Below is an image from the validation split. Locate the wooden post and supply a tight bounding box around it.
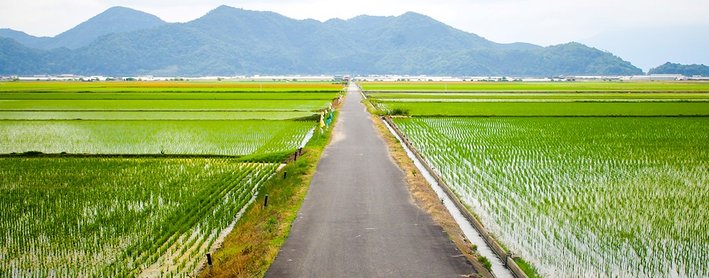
[206,253,212,266]
[283,171,287,179]
[264,194,269,208]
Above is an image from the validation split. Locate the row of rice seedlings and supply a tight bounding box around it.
[394,117,709,277]
[0,158,278,276]
[0,99,332,111]
[142,163,279,276]
[0,120,313,155]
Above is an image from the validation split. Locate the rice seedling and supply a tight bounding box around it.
[0,158,280,276]
[393,117,709,277]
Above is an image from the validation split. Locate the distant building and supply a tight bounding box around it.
[688,75,709,81]
[573,76,623,81]
[625,74,684,81]
[520,78,553,82]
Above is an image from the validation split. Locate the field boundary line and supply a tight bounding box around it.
[0,109,318,112]
[382,116,529,278]
[374,99,709,103]
[190,164,286,276]
[0,153,242,158]
[356,84,368,100]
[365,90,709,93]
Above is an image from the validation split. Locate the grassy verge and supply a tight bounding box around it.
[363,97,492,278]
[364,87,545,278]
[199,115,337,277]
[515,258,542,278]
[367,94,542,278]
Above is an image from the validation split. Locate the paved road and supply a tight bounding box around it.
[266,83,473,277]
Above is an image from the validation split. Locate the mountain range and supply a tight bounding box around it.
[649,62,709,76]
[0,6,643,76]
[0,7,166,50]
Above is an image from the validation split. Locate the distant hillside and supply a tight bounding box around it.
[0,7,166,50]
[0,5,642,76]
[649,62,709,76]
[0,29,52,49]
[582,25,709,71]
[0,38,50,74]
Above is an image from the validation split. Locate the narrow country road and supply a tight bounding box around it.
[266,83,474,277]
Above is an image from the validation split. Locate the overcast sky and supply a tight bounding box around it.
[1,0,708,47]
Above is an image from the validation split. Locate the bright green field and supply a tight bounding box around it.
[0,120,313,155]
[0,82,341,276]
[0,99,331,111]
[0,82,340,154]
[378,101,709,116]
[0,111,314,120]
[367,83,709,116]
[0,157,278,276]
[361,81,709,92]
[0,92,339,100]
[379,85,709,276]
[394,117,709,277]
[0,81,344,92]
[367,92,709,100]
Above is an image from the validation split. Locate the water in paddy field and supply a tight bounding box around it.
[394,117,709,277]
[300,127,315,148]
[382,119,513,278]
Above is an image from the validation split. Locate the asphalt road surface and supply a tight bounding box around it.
[266,83,474,277]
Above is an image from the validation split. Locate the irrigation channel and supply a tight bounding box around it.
[383,119,514,278]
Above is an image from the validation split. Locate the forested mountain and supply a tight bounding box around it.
[649,62,709,76]
[0,7,165,50]
[0,6,642,76]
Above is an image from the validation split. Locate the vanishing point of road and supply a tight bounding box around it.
[266,83,474,277]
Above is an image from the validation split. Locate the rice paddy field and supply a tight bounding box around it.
[0,81,343,276]
[0,111,315,120]
[366,81,709,277]
[0,82,340,155]
[0,120,313,155]
[1,158,278,276]
[361,81,709,92]
[374,101,709,116]
[0,81,343,92]
[365,82,709,117]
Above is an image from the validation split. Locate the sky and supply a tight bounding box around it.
[1,0,708,69]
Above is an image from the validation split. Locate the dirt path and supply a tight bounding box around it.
[266,83,474,277]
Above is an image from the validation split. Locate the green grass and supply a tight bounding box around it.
[361,81,709,92]
[0,157,279,276]
[514,258,542,278]
[202,112,338,277]
[0,120,314,155]
[0,111,315,120]
[378,101,709,116]
[393,117,709,277]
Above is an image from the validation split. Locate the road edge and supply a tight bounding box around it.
[198,104,342,278]
[365,99,493,278]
